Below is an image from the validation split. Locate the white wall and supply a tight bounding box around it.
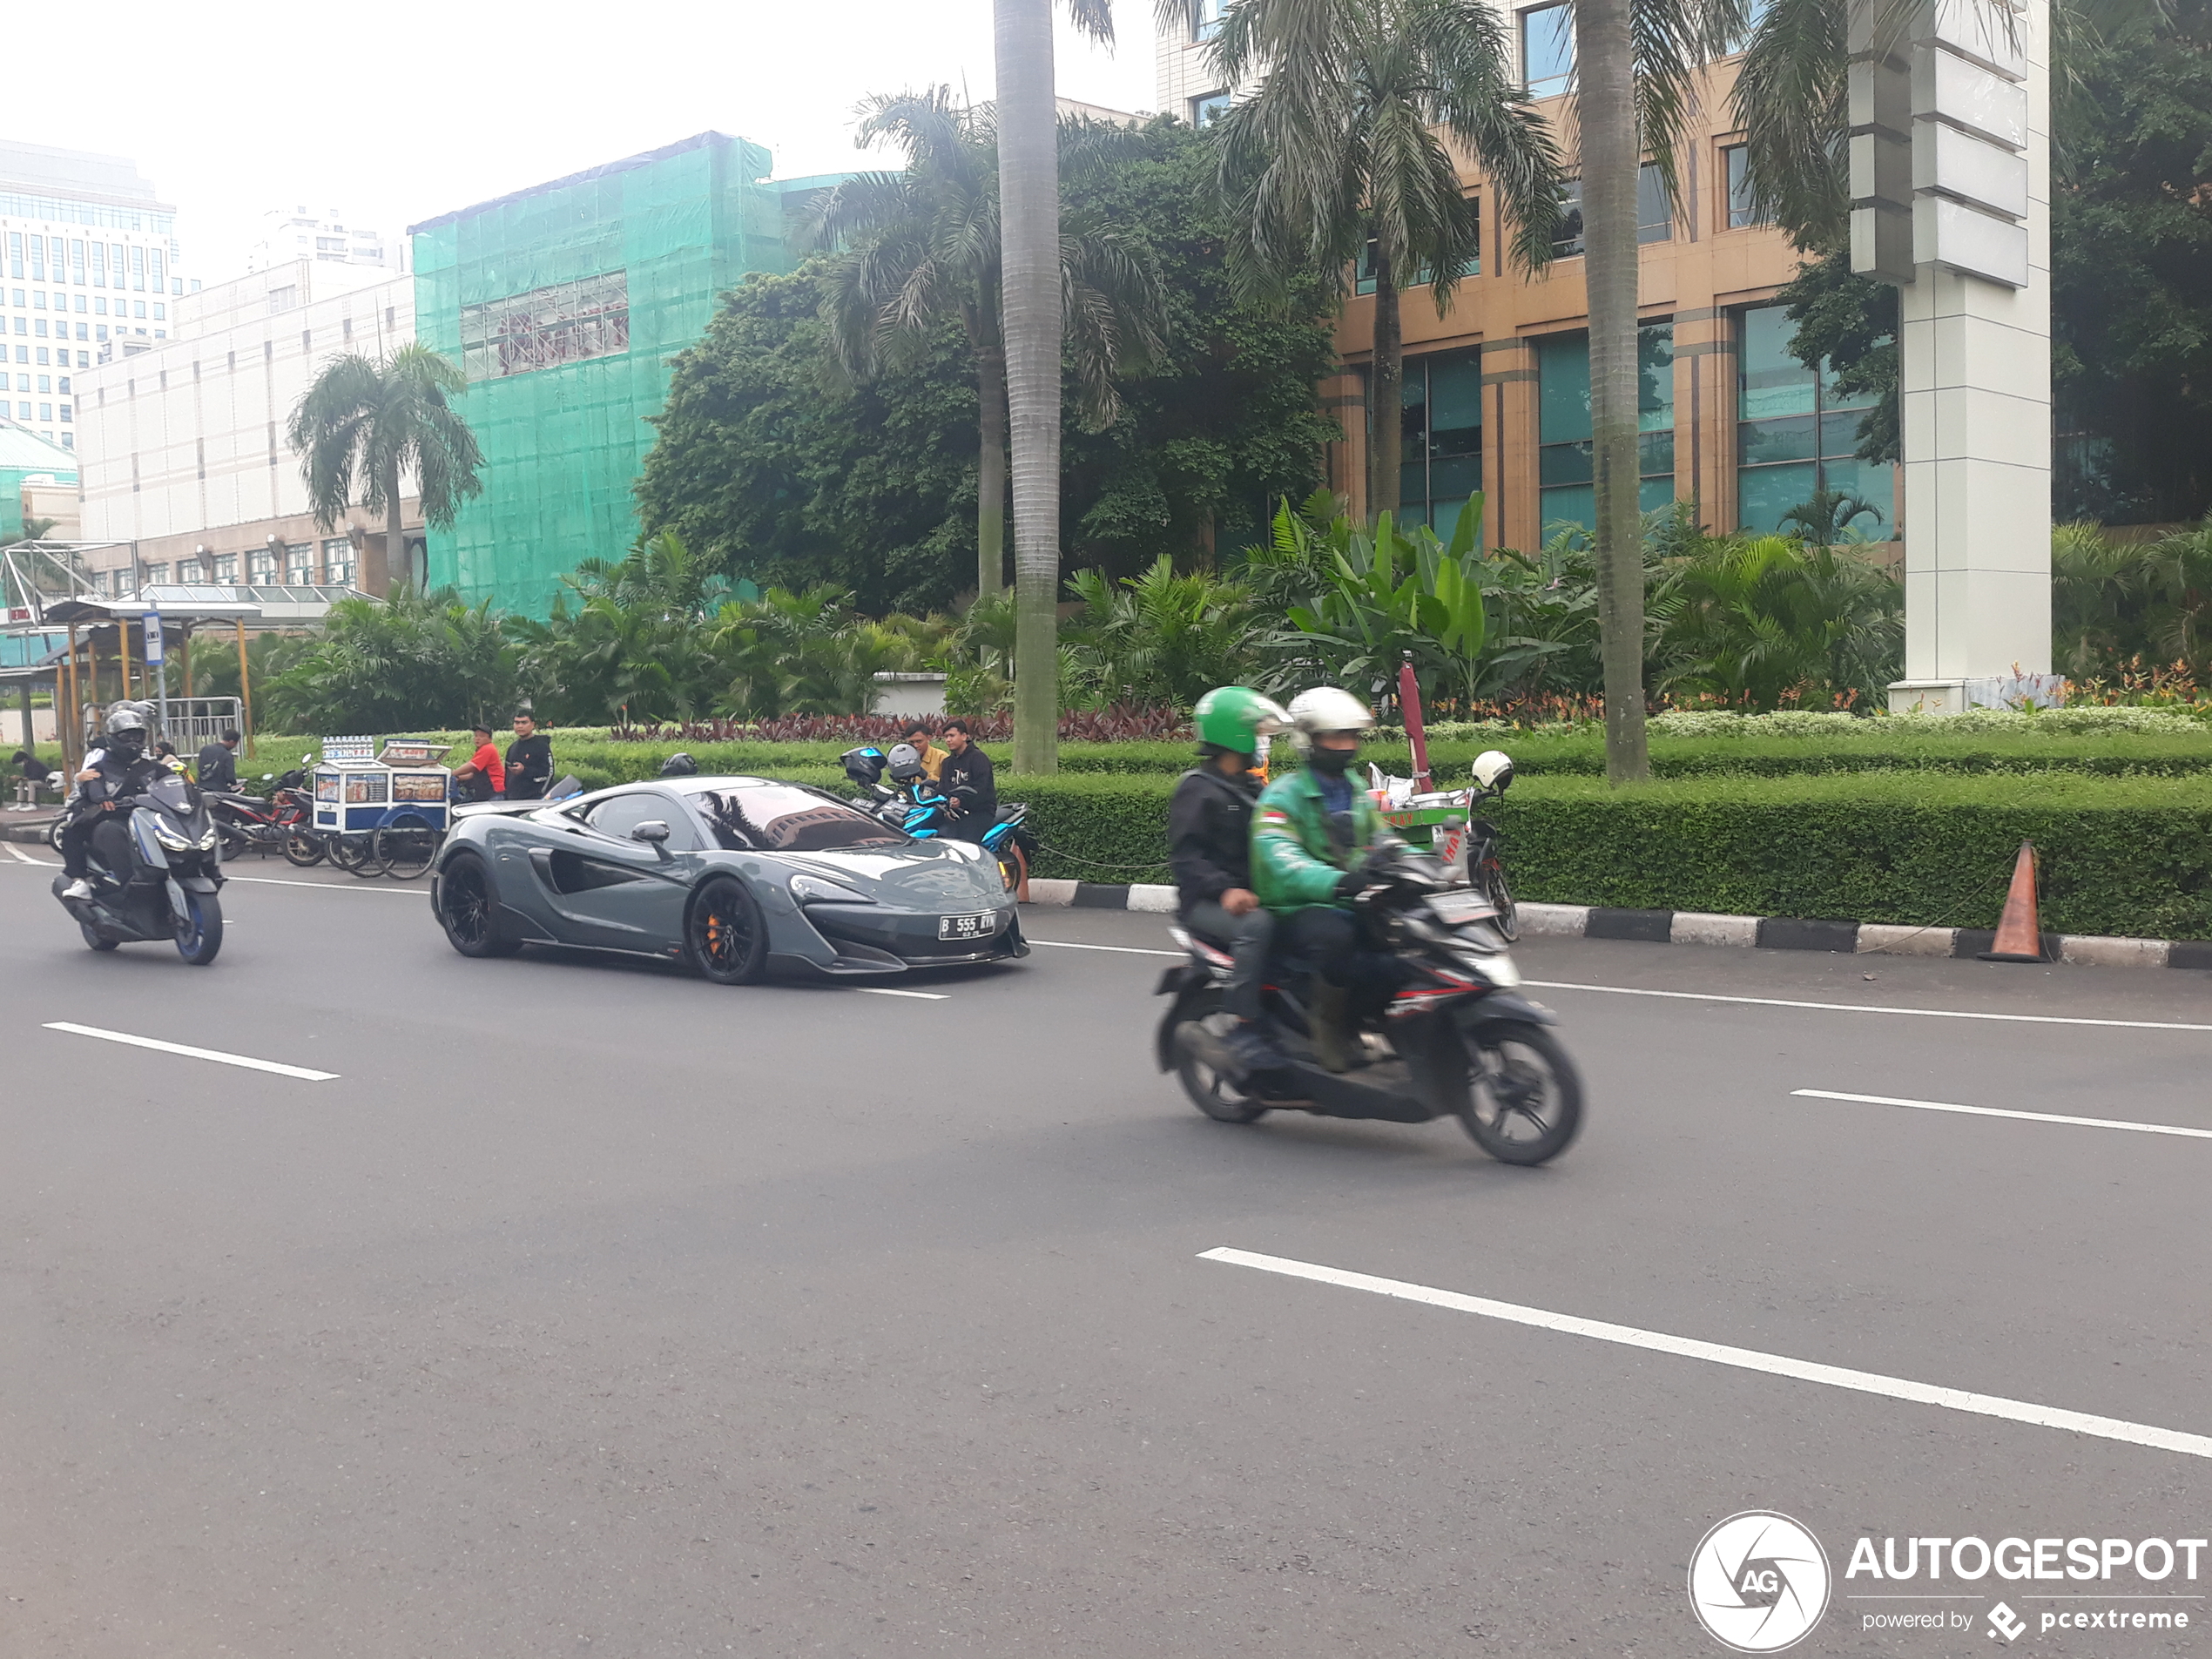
[76,260,414,546]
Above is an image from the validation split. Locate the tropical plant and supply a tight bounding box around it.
[1648,533,1903,708]
[262,585,516,733]
[1197,0,1564,519]
[708,583,932,719]
[815,91,1163,604]
[995,0,1117,775]
[287,345,484,596]
[1062,556,1259,708]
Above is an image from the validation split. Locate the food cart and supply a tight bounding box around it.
[312,736,455,844]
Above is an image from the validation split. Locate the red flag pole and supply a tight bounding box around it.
[1398,652,1430,792]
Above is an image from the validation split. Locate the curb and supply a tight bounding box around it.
[1020,882,2211,971]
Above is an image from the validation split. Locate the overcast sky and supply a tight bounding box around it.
[13,0,1161,283]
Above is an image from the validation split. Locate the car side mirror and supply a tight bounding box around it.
[631,819,671,846]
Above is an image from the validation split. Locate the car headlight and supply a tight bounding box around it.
[791,873,872,905]
[152,817,193,851]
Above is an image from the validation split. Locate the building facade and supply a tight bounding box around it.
[411,132,796,617]
[1,142,187,455]
[246,206,406,276]
[70,260,417,599]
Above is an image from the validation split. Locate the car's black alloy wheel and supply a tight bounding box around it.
[688,876,767,985]
[437,851,521,958]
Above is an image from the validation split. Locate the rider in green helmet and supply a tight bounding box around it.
[1170,686,1294,1076]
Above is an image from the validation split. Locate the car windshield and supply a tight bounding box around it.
[683,784,908,852]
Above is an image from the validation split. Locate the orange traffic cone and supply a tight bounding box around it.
[1979,841,2048,963]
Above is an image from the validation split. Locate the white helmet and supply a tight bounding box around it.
[1472,749,1514,792]
[1285,686,1373,756]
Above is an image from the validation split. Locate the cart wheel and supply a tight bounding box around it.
[374,825,439,880]
[330,833,376,875]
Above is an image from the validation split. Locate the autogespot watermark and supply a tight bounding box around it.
[1688,1515,2209,1649]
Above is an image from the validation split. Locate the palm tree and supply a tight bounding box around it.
[995,0,1116,773]
[812,89,1163,611]
[287,345,484,597]
[1199,0,1567,537]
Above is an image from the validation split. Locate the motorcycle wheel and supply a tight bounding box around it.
[329,834,375,875]
[218,822,255,860]
[1476,859,1519,943]
[374,826,439,880]
[281,831,327,867]
[1459,1020,1581,1165]
[45,816,66,853]
[1171,995,1271,1124]
[173,888,223,966]
[80,921,118,952]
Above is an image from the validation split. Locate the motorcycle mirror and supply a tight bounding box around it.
[262,773,275,781]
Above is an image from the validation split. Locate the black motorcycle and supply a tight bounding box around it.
[53,772,226,965]
[1154,843,1581,1165]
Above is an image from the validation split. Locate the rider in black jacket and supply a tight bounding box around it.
[1170,687,1293,1074]
[59,705,159,898]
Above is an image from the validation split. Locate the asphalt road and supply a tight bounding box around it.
[3,845,2209,1657]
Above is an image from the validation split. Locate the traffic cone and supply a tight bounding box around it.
[1979,841,2048,963]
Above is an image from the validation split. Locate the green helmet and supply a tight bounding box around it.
[1193,686,1292,755]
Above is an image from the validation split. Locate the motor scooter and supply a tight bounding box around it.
[52,771,226,964]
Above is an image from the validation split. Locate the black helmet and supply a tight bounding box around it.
[886,742,926,784]
[659,752,698,777]
[840,745,887,788]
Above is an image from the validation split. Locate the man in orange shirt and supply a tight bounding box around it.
[454,722,506,801]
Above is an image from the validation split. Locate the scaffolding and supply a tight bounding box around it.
[411,132,795,619]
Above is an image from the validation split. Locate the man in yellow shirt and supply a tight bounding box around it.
[901,725,949,782]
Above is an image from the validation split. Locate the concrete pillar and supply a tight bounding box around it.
[1851,0,2058,712]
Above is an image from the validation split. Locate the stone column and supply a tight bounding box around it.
[1851,0,2058,712]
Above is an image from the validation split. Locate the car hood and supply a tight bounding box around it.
[778,842,1008,907]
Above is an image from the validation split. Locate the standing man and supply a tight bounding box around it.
[196,729,239,792]
[505,711,553,802]
[935,718,996,833]
[1170,687,1293,1076]
[453,723,506,802]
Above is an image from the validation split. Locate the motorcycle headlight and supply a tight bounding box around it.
[791,873,872,905]
[199,824,220,850]
[152,817,193,851]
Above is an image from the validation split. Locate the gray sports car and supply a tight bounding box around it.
[428,775,1027,981]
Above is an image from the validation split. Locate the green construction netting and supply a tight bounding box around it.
[415,132,794,618]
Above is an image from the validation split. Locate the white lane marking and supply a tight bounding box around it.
[224,874,421,895]
[1794,1088,2212,1142]
[1201,1246,2212,1463]
[1525,979,2212,1034]
[5,843,56,865]
[854,986,948,1001]
[44,1021,338,1081]
[1027,937,1183,957]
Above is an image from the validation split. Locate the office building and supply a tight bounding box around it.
[246,206,407,276]
[71,260,415,599]
[0,142,187,453]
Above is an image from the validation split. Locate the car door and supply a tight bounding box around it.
[524,789,699,955]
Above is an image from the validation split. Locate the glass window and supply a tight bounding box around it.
[1396,348,1486,543]
[681,782,908,852]
[1190,91,1231,129]
[1355,207,1479,295]
[248,548,277,584]
[59,404,70,422]
[1636,162,1672,243]
[1723,145,1764,228]
[143,563,168,585]
[1554,179,1583,258]
[1521,2,1574,97]
[323,537,355,585]
[1734,303,1893,536]
[584,791,696,848]
[177,557,204,583]
[134,301,146,319]
[211,553,238,583]
[153,302,165,320]
[285,542,314,583]
[1537,326,1677,531]
[37,402,51,421]
[1191,0,1225,39]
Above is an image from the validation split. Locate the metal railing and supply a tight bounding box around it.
[155,697,246,751]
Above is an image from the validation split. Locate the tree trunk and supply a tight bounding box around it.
[1576,0,1650,782]
[974,340,1009,600]
[1367,244,1404,525]
[995,0,1062,776]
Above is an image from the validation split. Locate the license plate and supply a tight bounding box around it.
[939,912,993,940]
[1430,889,1499,926]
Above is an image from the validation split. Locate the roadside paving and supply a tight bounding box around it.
[2,856,2207,1656]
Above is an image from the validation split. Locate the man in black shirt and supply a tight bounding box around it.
[936,718,996,837]
[196,729,239,792]
[1170,687,1293,1075]
[505,711,553,801]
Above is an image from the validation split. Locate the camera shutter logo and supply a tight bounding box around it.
[1688,1511,1831,1653]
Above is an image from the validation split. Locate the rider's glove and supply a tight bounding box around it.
[1335,869,1372,901]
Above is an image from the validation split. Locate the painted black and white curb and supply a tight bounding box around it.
[1022,880,2209,971]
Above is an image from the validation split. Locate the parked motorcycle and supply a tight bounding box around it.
[1366,749,1520,941]
[51,771,226,964]
[206,769,313,860]
[840,745,1032,894]
[1153,840,1580,1165]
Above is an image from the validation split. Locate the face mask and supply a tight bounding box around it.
[1309,743,1357,776]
